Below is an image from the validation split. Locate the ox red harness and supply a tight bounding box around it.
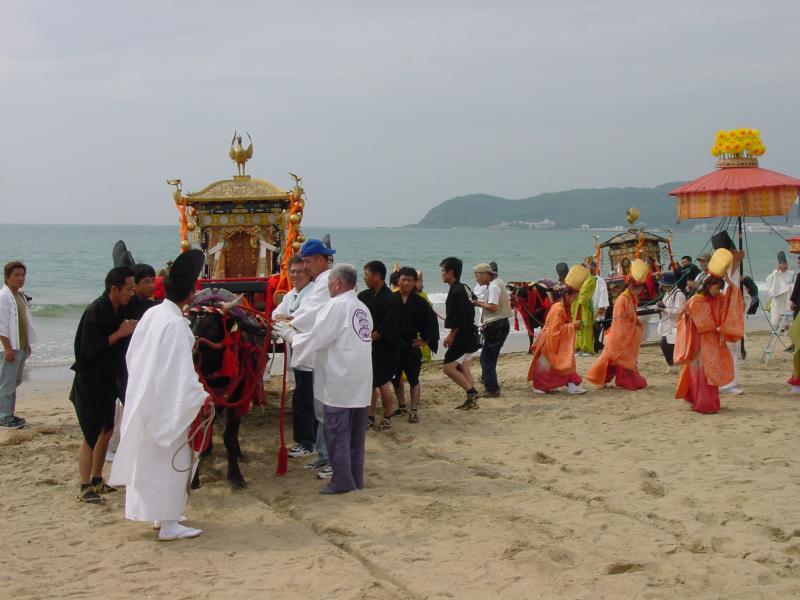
[186,305,270,415]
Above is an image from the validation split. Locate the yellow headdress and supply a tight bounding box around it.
[708,248,733,278]
[565,265,590,291]
[629,259,650,284]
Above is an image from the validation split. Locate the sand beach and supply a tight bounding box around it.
[3,331,800,599]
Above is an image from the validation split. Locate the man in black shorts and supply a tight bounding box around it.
[440,257,481,410]
[394,267,439,423]
[70,266,137,503]
[358,261,400,430]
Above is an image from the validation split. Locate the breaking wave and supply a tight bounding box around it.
[30,303,87,319]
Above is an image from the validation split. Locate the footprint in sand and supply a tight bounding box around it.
[502,540,532,560]
[606,561,644,574]
[533,452,557,464]
[641,480,665,498]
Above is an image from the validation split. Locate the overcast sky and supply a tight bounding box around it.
[2,0,799,227]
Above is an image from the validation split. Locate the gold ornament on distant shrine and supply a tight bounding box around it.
[229,131,254,176]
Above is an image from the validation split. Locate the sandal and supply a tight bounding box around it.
[408,410,419,423]
[76,487,104,504]
[92,481,117,494]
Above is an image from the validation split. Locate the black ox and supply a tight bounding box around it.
[187,289,269,490]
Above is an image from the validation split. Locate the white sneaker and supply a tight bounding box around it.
[288,445,314,458]
[317,465,333,480]
[721,386,743,395]
[567,383,587,395]
[791,386,800,394]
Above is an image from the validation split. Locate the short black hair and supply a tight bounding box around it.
[398,266,418,280]
[105,266,134,293]
[288,255,305,268]
[439,256,463,280]
[132,263,156,283]
[4,261,25,281]
[681,255,693,262]
[364,260,387,281]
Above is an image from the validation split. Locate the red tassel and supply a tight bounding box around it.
[275,345,289,475]
[513,308,520,331]
[219,329,239,378]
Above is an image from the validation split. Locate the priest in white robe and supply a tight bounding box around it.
[274,264,373,494]
[765,251,795,332]
[110,250,208,541]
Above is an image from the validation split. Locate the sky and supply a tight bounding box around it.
[2,0,800,227]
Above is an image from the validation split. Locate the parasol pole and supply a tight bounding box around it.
[738,211,746,358]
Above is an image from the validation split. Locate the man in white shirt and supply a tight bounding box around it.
[655,272,686,372]
[283,238,336,477]
[274,264,373,494]
[272,255,315,458]
[0,261,37,430]
[591,262,609,353]
[472,263,512,396]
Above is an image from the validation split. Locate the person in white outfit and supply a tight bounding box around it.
[0,262,37,430]
[109,250,208,541]
[273,264,373,494]
[765,251,794,332]
[655,272,686,372]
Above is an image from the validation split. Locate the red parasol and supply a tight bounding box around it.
[669,128,800,220]
[670,164,800,220]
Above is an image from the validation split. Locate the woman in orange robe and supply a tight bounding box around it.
[586,274,648,390]
[527,283,586,394]
[673,273,744,414]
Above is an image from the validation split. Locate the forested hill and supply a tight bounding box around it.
[410,182,696,229]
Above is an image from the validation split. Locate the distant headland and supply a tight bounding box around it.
[407,182,798,231]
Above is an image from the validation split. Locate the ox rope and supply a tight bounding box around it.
[171,398,216,475]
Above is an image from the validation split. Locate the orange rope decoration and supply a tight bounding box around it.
[665,239,678,270]
[174,193,189,252]
[274,191,303,300]
[634,233,646,259]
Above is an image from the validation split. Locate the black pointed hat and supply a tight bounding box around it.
[778,250,788,264]
[164,249,205,298]
[112,240,136,268]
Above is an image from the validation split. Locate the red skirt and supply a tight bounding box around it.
[680,362,720,414]
[530,354,582,391]
[602,362,647,391]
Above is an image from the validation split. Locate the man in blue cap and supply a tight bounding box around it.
[655,271,686,371]
[284,239,336,479]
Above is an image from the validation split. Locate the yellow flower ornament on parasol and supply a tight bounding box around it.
[672,129,800,221]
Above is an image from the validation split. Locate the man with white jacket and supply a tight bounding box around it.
[0,261,37,430]
[274,264,373,494]
[284,238,336,476]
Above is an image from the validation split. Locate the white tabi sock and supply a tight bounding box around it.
[158,520,202,541]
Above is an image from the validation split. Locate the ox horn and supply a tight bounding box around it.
[220,294,245,313]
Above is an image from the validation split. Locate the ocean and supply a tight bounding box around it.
[0,223,784,370]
